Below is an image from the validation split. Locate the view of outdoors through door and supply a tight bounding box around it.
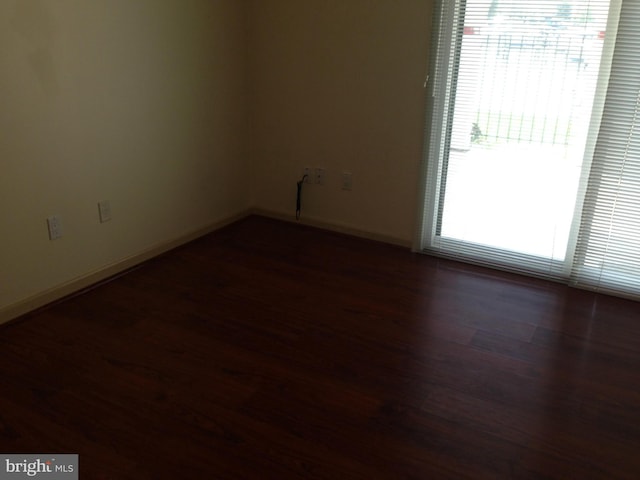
[439,1,609,261]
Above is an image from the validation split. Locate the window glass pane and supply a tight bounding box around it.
[438,0,609,261]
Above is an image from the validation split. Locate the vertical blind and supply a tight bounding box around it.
[571,0,640,298]
[421,0,640,300]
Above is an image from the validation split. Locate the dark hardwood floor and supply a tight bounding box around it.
[2,215,640,479]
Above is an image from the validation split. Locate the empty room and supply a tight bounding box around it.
[1,0,640,478]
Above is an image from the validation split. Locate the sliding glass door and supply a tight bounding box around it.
[421,0,613,278]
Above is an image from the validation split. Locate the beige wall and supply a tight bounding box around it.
[248,0,433,245]
[0,0,249,317]
[1,0,434,320]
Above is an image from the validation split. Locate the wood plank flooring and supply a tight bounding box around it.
[1,215,640,479]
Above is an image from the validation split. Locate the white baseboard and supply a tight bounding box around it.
[251,208,412,249]
[1,208,411,325]
[0,210,250,326]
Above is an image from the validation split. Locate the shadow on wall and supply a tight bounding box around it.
[11,0,59,97]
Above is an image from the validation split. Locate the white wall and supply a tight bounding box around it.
[248,0,433,245]
[0,0,249,318]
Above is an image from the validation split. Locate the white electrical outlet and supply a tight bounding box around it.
[98,200,112,223]
[47,215,62,240]
[303,167,312,184]
[315,167,326,185]
[342,172,353,190]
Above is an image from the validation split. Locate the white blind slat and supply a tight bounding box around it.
[421,0,640,301]
[422,0,615,282]
[572,0,640,297]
